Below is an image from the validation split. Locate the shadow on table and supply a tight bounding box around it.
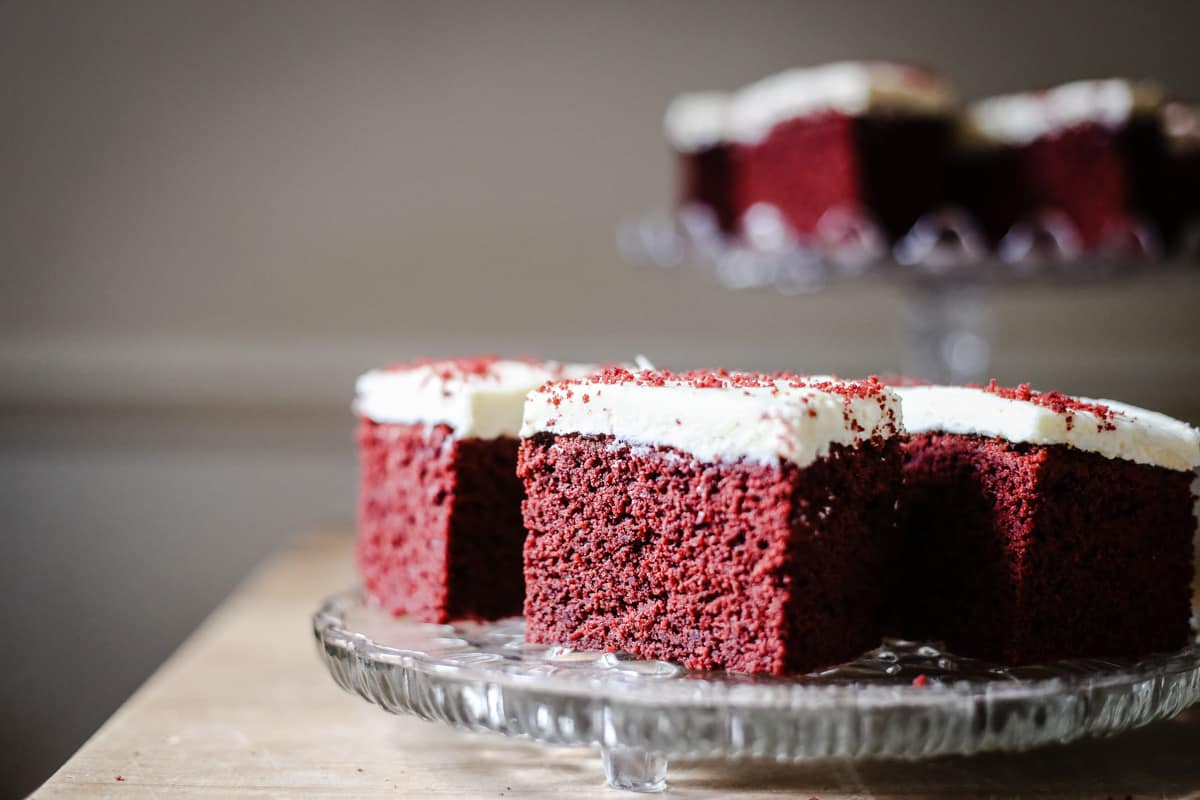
[671,707,1200,798]
[384,708,1200,797]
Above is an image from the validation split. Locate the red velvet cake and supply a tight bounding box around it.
[517,368,904,675]
[726,62,955,245]
[355,357,591,623]
[664,92,736,234]
[960,79,1172,253]
[894,382,1200,664]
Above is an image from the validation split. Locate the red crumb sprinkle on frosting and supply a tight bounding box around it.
[975,379,1119,431]
[381,355,579,384]
[540,366,891,398]
[529,368,900,436]
[912,674,929,687]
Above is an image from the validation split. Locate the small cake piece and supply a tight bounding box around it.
[894,382,1199,664]
[518,368,904,675]
[664,92,736,233]
[1162,102,1200,250]
[355,356,591,622]
[726,62,955,244]
[961,79,1171,252]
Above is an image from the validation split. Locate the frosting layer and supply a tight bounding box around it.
[664,92,731,153]
[356,357,592,439]
[966,79,1163,146]
[521,368,902,468]
[896,384,1200,472]
[728,61,954,144]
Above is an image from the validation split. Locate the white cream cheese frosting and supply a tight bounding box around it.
[896,384,1200,472]
[965,79,1163,146]
[355,358,594,439]
[727,61,954,145]
[664,92,731,153]
[520,369,902,468]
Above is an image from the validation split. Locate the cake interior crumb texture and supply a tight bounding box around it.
[357,419,526,623]
[519,434,903,675]
[896,432,1195,664]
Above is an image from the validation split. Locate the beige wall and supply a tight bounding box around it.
[2,0,1199,794]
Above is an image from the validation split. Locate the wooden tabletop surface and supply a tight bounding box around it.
[35,533,1200,799]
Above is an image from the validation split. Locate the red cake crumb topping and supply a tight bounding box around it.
[379,355,592,391]
[530,368,898,435]
[384,355,540,381]
[912,674,929,687]
[977,380,1119,431]
[537,366,890,398]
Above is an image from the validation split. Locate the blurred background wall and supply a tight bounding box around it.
[2,0,1199,794]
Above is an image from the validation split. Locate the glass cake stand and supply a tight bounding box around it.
[616,206,1200,385]
[313,590,1200,792]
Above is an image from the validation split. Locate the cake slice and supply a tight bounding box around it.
[518,368,904,675]
[961,79,1171,253]
[664,92,736,234]
[355,356,591,622]
[726,61,955,245]
[894,382,1199,664]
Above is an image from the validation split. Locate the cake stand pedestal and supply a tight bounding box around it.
[314,590,1200,793]
[616,207,1195,384]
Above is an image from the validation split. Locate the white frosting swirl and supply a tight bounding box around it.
[896,385,1200,472]
[521,374,901,468]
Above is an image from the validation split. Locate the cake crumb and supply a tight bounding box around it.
[912,674,929,687]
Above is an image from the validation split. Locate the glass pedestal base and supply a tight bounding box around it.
[314,591,1200,792]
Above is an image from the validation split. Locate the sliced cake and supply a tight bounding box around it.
[664,92,736,233]
[894,382,1199,664]
[727,61,955,245]
[518,368,904,675]
[355,356,591,623]
[961,79,1171,253]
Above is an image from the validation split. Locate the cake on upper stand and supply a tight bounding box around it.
[728,62,956,248]
[664,92,736,234]
[663,62,958,250]
[960,79,1173,254]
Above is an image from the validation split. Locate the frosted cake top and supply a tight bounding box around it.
[664,92,732,152]
[521,367,902,468]
[355,357,594,439]
[727,61,954,144]
[965,78,1163,146]
[896,381,1200,471]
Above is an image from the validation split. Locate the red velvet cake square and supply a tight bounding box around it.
[664,92,736,234]
[894,382,1199,664]
[355,357,590,623]
[726,62,955,245]
[961,79,1172,253]
[517,368,904,676]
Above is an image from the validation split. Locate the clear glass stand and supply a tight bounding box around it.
[314,591,1200,793]
[617,207,1194,383]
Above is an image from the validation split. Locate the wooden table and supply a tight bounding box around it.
[36,534,1200,798]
